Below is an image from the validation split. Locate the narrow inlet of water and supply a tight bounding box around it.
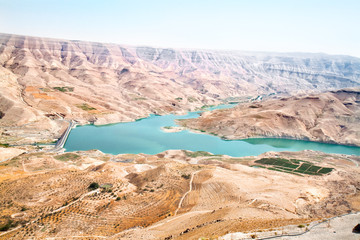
[64,105,360,157]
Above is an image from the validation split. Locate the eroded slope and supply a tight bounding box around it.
[1,33,360,145]
[180,88,360,146]
[0,149,358,239]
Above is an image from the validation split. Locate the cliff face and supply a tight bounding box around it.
[0,33,359,143]
[135,48,360,94]
[179,89,360,146]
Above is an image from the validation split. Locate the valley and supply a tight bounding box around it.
[63,103,360,156]
[0,33,359,239]
[1,33,360,146]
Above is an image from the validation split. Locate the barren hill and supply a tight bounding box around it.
[0,149,358,239]
[1,33,360,144]
[180,88,360,146]
[1,33,360,240]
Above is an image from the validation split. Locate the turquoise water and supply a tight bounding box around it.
[64,106,360,157]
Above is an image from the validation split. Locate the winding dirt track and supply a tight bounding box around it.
[174,170,200,216]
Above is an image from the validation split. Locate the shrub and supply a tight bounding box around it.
[88,182,99,190]
[181,174,190,179]
[53,86,74,92]
[0,143,10,148]
[77,103,96,111]
[201,104,215,109]
[187,97,197,102]
[54,153,80,161]
[0,220,15,232]
[184,151,214,158]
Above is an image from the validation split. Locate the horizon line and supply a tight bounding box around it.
[1,31,359,59]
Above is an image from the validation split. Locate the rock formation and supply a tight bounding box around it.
[179,88,360,146]
[0,32,359,144]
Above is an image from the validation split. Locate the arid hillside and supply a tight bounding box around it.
[179,88,360,146]
[1,33,360,144]
[0,149,358,239]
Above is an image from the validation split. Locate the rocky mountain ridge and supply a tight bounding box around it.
[179,88,360,146]
[0,33,359,144]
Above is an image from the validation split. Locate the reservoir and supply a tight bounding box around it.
[64,105,360,157]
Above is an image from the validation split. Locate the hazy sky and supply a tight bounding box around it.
[1,0,360,57]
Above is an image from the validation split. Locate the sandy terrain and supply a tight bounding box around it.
[0,149,358,239]
[0,147,25,162]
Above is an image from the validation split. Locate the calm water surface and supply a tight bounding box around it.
[64,105,360,156]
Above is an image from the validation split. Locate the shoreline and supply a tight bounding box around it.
[178,124,360,149]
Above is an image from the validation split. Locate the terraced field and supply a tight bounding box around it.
[253,158,334,176]
[0,150,358,239]
[0,152,192,239]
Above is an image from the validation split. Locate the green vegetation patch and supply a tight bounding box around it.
[100,184,113,192]
[39,87,51,92]
[253,158,334,176]
[53,86,74,92]
[249,105,260,108]
[88,182,99,190]
[187,96,198,102]
[181,174,191,179]
[0,219,17,232]
[184,150,221,158]
[135,117,147,122]
[0,156,21,167]
[54,153,80,161]
[0,143,10,148]
[318,167,333,174]
[308,166,322,173]
[201,104,215,109]
[101,184,113,189]
[133,97,147,101]
[77,103,97,111]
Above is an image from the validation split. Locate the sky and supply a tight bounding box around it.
[1,0,360,57]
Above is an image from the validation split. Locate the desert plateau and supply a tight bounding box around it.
[0,149,359,240]
[0,32,359,240]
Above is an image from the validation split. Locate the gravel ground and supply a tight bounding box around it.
[282,212,360,240]
[221,212,360,240]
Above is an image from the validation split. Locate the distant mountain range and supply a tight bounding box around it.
[0,33,359,143]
